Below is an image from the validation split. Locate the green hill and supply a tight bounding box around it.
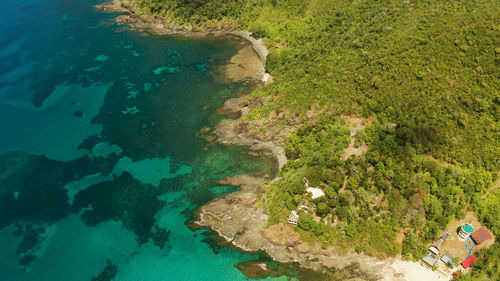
[125,0,499,279]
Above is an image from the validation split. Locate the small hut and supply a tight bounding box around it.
[288,210,299,225]
[471,228,491,245]
[422,252,438,267]
[429,233,448,255]
[458,223,474,240]
[440,253,455,268]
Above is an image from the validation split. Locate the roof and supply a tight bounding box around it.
[306,187,325,199]
[440,253,454,268]
[471,228,491,245]
[288,210,299,223]
[461,223,474,233]
[429,234,448,254]
[422,252,438,266]
[441,253,453,263]
[431,238,444,251]
[461,255,477,269]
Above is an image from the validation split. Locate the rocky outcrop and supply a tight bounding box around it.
[197,175,268,248]
[95,0,129,13]
[196,174,396,280]
[213,95,287,170]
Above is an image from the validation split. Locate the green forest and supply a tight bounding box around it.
[125,0,499,279]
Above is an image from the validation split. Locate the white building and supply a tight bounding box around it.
[458,223,474,240]
[288,210,299,225]
[307,187,325,199]
[304,177,325,199]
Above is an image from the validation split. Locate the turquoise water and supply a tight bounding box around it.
[0,0,293,280]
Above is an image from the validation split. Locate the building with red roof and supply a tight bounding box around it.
[461,255,477,269]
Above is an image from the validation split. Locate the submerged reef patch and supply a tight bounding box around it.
[91,259,118,281]
[90,142,123,158]
[152,66,168,75]
[0,152,72,228]
[63,173,113,205]
[121,106,140,115]
[13,223,44,268]
[150,226,171,250]
[0,151,120,266]
[73,172,167,244]
[112,156,192,187]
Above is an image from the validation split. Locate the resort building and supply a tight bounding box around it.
[458,223,474,240]
[471,228,491,245]
[288,210,299,225]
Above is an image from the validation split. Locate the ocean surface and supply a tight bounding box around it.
[0,0,292,280]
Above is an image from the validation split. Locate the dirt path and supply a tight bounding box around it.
[481,171,500,199]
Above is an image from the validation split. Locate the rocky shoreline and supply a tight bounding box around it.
[96,0,269,67]
[195,173,446,281]
[214,95,287,170]
[199,93,444,281]
[97,2,444,280]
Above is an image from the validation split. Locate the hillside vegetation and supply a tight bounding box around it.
[126,0,499,279]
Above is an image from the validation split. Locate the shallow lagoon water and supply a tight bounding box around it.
[0,0,293,280]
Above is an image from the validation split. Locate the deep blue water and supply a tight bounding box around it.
[0,0,289,280]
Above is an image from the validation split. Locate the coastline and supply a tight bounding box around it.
[97,2,445,280]
[96,0,268,66]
